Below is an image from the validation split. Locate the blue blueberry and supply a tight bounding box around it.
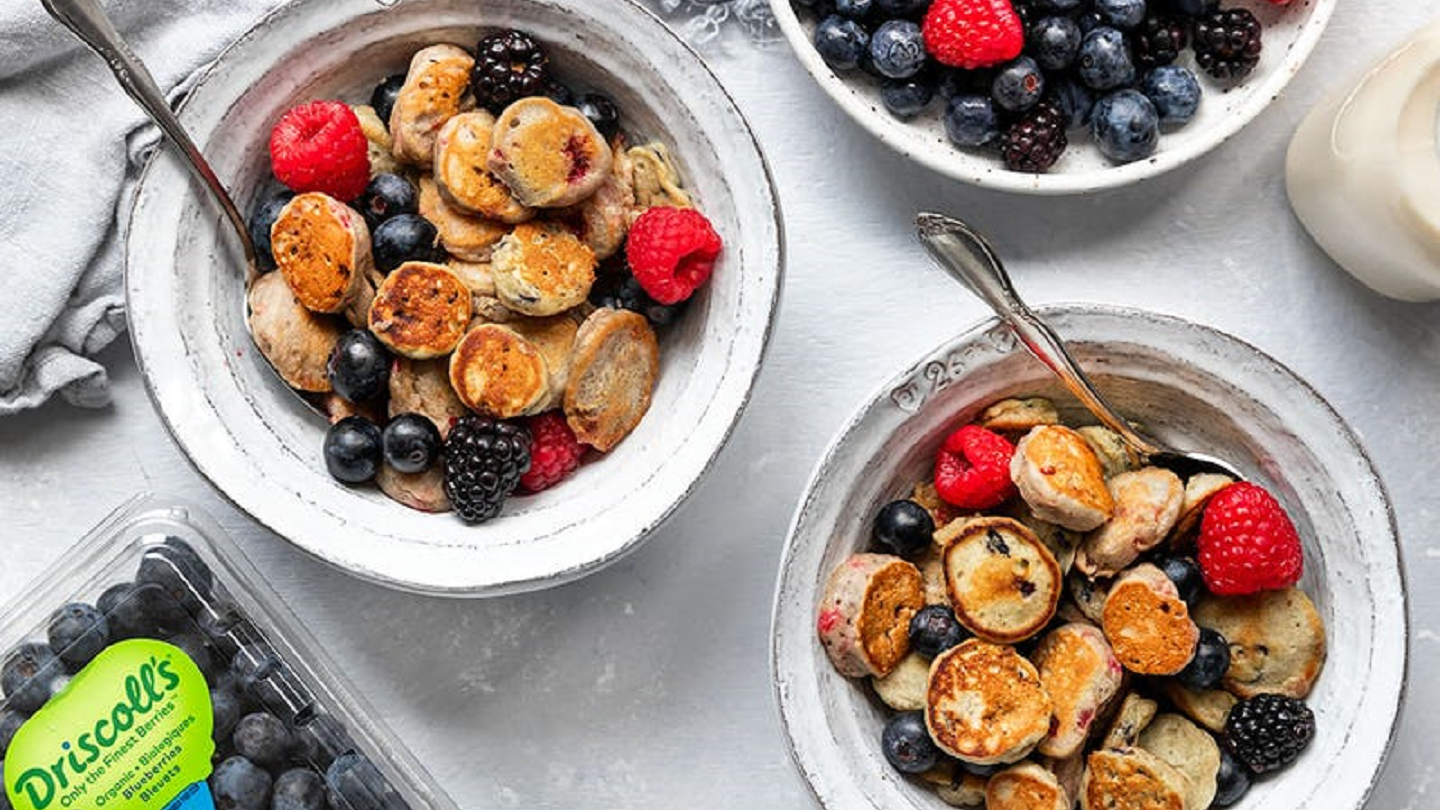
[588,273,686,327]
[1031,16,1082,71]
[1178,627,1231,690]
[233,712,293,766]
[1092,89,1160,162]
[1213,747,1252,806]
[212,686,242,744]
[47,603,109,672]
[382,414,443,474]
[881,711,939,773]
[327,330,391,404]
[1141,65,1202,123]
[1036,0,1084,10]
[230,643,290,712]
[575,92,621,141]
[211,756,273,810]
[136,536,214,613]
[371,214,443,273]
[908,605,968,658]
[273,769,328,810]
[542,79,575,106]
[247,189,294,271]
[1096,0,1147,29]
[1156,555,1204,604]
[98,581,191,639]
[357,174,418,232]
[326,752,399,810]
[368,74,406,127]
[869,20,927,79]
[834,0,873,18]
[881,77,936,119]
[814,15,870,71]
[875,0,932,16]
[1,708,27,758]
[944,94,1001,147]
[1078,28,1136,90]
[1,644,65,713]
[991,56,1045,112]
[167,631,218,682]
[1049,77,1097,129]
[324,417,384,484]
[873,500,934,557]
[1076,9,1103,32]
[1162,0,1218,16]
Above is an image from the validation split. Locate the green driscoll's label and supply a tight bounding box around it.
[6,640,215,810]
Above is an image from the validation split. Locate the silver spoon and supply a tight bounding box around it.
[916,211,1243,481]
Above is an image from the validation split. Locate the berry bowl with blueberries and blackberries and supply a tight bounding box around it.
[769,0,1335,191]
[0,497,458,810]
[124,0,780,595]
[771,307,1405,810]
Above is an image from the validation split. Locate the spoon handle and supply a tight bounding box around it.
[916,212,1161,456]
[42,0,256,270]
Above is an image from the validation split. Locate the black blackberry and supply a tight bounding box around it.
[1192,9,1262,81]
[1133,14,1189,69]
[472,30,550,113]
[1000,101,1068,173]
[442,416,532,524]
[1223,694,1315,775]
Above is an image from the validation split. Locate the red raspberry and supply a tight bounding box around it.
[923,0,1025,70]
[1197,482,1304,595]
[269,101,371,201]
[933,425,1018,509]
[625,206,723,305]
[519,412,587,493]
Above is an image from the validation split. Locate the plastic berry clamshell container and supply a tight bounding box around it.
[0,496,459,810]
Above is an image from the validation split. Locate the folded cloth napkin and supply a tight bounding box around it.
[0,0,286,414]
[0,0,769,416]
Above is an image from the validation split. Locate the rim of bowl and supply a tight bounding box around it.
[125,0,784,596]
[769,303,1406,810]
[766,0,1338,194]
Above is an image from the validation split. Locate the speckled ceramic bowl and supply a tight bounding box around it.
[769,0,1336,193]
[771,306,1405,810]
[125,0,782,596]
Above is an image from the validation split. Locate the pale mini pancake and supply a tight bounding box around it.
[1101,692,1159,749]
[318,391,382,425]
[1067,569,1110,625]
[1011,425,1115,531]
[506,314,580,413]
[917,544,949,607]
[871,652,930,711]
[1077,467,1185,578]
[816,553,924,678]
[925,639,1053,765]
[979,397,1060,433]
[1080,748,1189,810]
[912,480,965,528]
[942,516,1061,644]
[1139,713,1221,810]
[1102,563,1199,676]
[375,464,451,514]
[563,308,659,451]
[626,141,693,213]
[550,135,635,260]
[418,175,513,262]
[1159,681,1236,734]
[986,762,1070,810]
[1033,623,1124,758]
[387,357,469,439]
[936,772,989,808]
[1168,473,1235,547]
[1003,499,1081,576]
[341,260,385,331]
[1042,751,1088,805]
[367,262,472,359]
[1193,587,1326,699]
[448,324,551,419]
[271,192,373,314]
[245,272,343,393]
[389,44,475,166]
[488,97,614,208]
[352,104,400,177]
[490,221,598,317]
[433,111,535,223]
[1077,425,1141,480]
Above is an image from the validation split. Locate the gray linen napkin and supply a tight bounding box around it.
[0,0,771,415]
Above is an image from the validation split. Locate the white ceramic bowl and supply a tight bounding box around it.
[771,306,1405,810]
[126,0,782,596]
[769,0,1336,193]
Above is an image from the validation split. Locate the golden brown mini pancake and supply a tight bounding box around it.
[367,262,472,359]
[926,639,1053,765]
[1011,425,1115,531]
[389,44,475,166]
[817,553,925,678]
[942,516,1062,644]
[418,175,513,262]
[271,192,373,314]
[448,324,550,418]
[490,221,597,316]
[1080,748,1188,810]
[1102,563,1199,676]
[433,111,535,223]
[488,98,614,208]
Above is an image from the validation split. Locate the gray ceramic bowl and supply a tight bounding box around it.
[771,306,1405,810]
[126,0,781,596]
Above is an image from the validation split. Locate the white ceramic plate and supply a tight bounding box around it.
[126,0,782,596]
[769,0,1336,193]
[771,306,1405,810]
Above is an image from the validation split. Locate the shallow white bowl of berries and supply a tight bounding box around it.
[124,0,782,596]
[770,306,1406,809]
[769,0,1337,193]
